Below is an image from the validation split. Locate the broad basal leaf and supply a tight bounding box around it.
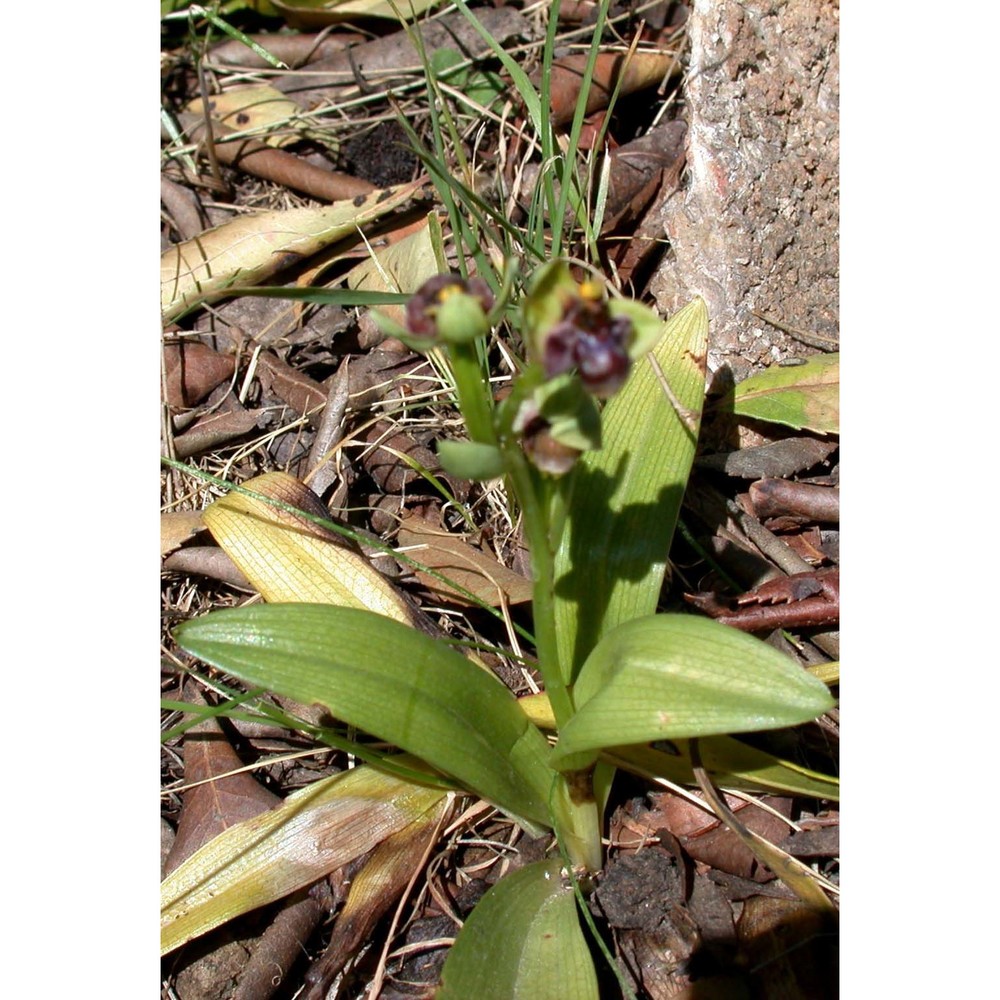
[174,604,555,832]
[731,353,839,433]
[162,760,447,954]
[437,859,599,1000]
[552,613,834,765]
[554,298,709,682]
[161,180,420,322]
[516,693,839,799]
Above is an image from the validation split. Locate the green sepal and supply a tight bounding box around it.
[534,373,602,452]
[435,287,491,344]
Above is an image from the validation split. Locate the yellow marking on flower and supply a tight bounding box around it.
[579,279,604,301]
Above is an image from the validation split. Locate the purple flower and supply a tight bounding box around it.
[540,291,634,398]
[405,274,494,339]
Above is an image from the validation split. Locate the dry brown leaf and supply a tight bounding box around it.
[160,510,206,558]
[164,688,281,877]
[396,512,533,607]
[161,546,252,590]
[273,8,530,108]
[542,49,681,125]
[163,340,237,408]
[256,351,328,422]
[642,790,792,882]
[299,797,452,997]
[603,120,687,232]
[172,408,271,459]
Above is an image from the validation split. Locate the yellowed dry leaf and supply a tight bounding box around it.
[344,216,439,326]
[202,472,418,626]
[267,0,445,28]
[396,512,533,607]
[161,761,448,954]
[185,85,301,147]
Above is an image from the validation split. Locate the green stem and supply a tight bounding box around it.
[448,341,496,446]
[503,446,573,726]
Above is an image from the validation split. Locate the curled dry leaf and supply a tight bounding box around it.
[209,31,365,69]
[542,49,682,125]
[749,477,840,524]
[162,340,236,408]
[173,111,376,203]
[686,569,840,633]
[161,180,422,323]
[161,546,252,590]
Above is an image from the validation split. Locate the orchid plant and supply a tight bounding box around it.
[165,261,836,996]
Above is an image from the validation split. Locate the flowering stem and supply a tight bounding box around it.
[447,340,497,446]
[504,444,602,873]
[503,445,572,724]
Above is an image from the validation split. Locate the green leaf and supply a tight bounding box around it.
[554,298,709,682]
[437,859,599,1000]
[731,353,839,433]
[174,604,556,831]
[437,439,505,481]
[552,614,835,765]
[430,46,469,85]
